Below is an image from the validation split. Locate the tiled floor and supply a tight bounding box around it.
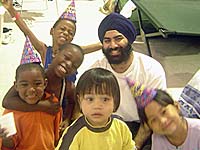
[0,0,200,114]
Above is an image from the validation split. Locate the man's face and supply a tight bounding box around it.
[102,30,132,64]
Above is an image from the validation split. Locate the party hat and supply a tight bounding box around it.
[126,78,157,109]
[20,36,41,64]
[60,0,76,23]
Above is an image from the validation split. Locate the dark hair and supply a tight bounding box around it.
[15,63,46,81]
[138,89,175,125]
[59,43,83,55]
[76,68,120,112]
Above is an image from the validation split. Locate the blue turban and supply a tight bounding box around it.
[98,13,136,44]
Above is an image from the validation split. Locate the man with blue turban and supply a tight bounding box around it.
[98,12,136,44]
[91,13,167,150]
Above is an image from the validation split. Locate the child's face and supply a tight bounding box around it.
[79,93,114,127]
[51,20,76,46]
[50,46,83,78]
[15,69,47,105]
[145,101,181,136]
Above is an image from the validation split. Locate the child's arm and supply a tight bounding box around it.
[134,123,152,150]
[0,0,46,62]
[2,86,60,115]
[81,42,102,54]
[60,80,76,132]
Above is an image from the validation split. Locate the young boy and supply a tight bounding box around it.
[2,43,84,129]
[56,68,136,150]
[0,63,62,150]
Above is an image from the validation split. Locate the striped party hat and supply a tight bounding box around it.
[126,78,157,109]
[60,0,76,23]
[20,36,41,64]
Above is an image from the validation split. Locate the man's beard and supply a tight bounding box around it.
[102,43,133,64]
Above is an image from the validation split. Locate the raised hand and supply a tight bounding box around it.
[0,0,14,10]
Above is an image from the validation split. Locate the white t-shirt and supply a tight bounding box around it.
[91,51,167,121]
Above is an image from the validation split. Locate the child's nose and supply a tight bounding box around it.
[63,30,69,36]
[159,117,168,126]
[65,60,72,68]
[27,87,36,93]
[93,100,103,109]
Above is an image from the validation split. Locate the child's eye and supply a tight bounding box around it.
[161,109,166,115]
[35,82,43,86]
[61,27,65,31]
[84,97,93,102]
[102,97,110,102]
[64,55,69,60]
[68,30,74,37]
[19,83,28,87]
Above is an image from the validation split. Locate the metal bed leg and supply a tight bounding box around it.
[137,8,152,57]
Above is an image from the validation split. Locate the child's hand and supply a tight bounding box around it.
[60,119,69,131]
[0,125,9,139]
[38,94,60,115]
[0,0,14,10]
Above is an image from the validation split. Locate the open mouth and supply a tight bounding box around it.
[25,94,39,103]
[109,49,121,56]
[57,63,70,76]
[26,95,36,99]
[59,36,67,43]
[58,65,67,74]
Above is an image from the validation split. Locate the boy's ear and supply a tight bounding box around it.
[14,81,18,91]
[50,27,54,35]
[44,78,48,88]
[76,94,82,111]
[76,94,81,105]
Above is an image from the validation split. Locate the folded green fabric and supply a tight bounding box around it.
[117,0,156,34]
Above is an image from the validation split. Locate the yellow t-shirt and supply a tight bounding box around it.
[56,115,135,150]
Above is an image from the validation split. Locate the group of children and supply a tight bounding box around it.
[1,62,200,150]
[0,0,200,150]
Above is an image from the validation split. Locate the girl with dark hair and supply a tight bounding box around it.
[127,78,200,150]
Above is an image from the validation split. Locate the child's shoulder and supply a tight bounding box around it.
[111,114,128,127]
[186,117,200,129]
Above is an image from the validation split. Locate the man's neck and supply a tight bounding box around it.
[110,52,133,73]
